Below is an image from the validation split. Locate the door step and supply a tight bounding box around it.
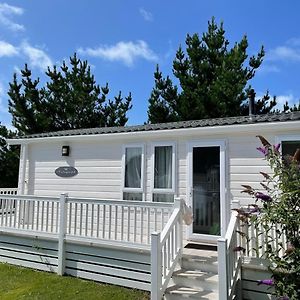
[164,249,219,300]
[172,269,218,292]
[164,286,218,300]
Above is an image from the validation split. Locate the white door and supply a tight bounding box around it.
[187,141,226,242]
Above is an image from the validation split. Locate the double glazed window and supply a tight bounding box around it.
[123,146,144,201]
[281,140,300,157]
[122,143,176,202]
[152,144,175,202]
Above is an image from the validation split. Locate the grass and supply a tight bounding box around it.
[0,263,150,300]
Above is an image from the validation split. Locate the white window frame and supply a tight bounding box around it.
[121,144,145,200]
[275,135,300,155]
[151,142,176,200]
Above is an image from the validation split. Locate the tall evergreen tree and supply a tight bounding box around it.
[0,124,19,188]
[8,54,132,134]
[148,18,297,124]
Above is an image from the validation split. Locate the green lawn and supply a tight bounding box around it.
[0,263,149,300]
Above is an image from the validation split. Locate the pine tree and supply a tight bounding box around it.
[148,18,293,123]
[8,53,132,134]
[0,124,19,188]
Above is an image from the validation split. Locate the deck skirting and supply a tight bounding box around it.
[0,231,151,291]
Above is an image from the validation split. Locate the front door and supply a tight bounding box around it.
[188,141,226,242]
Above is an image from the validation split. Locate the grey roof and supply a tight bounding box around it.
[13,111,300,139]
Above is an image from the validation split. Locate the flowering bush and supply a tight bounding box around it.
[238,136,300,300]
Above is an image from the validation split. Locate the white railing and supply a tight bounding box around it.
[0,188,18,195]
[0,193,173,245]
[241,219,288,259]
[218,211,241,300]
[151,198,183,300]
[0,194,60,235]
[66,196,173,245]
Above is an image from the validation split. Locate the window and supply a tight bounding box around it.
[152,143,175,202]
[122,145,144,201]
[282,140,300,157]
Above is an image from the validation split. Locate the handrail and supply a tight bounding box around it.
[68,196,174,209]
[218,211,241,300]
[151,198,183,300]
[0,194,59,202]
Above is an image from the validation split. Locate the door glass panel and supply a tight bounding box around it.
[193,147,220,235]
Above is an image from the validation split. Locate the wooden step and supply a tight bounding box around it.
[164,285,218,300]
[172,269,219,292]
[182,255,218,273]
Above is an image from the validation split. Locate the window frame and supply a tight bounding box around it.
[121,144,145,200]
[151,142,176,200]
[275,135,300,156]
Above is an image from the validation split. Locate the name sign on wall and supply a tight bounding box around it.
[55,166,78,177]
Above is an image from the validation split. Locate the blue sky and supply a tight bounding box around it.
[0,1,300,128]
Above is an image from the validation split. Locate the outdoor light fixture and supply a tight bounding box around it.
[62,145,70,156]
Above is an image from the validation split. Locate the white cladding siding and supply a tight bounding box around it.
[28,140,123,199]
[23,124,300,209]
[228,134,272,207]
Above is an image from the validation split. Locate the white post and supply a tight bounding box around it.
[57,193,68,276]
[151,231,161,300]
[218,237,228,300]
[174,197,183,260]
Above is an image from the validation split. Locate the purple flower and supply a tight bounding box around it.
[277,297,289,300]
[257,279,274,286]
[255,192,272,202]
[249,206,260,214]
[274,143,280,152]
[257,146,269,156]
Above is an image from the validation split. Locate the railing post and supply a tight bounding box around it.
[174,197,183,259]
[57,193,68,276]
[218,237,228,300]
[151,231,161,300]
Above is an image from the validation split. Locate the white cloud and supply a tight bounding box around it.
[0,3,24,32]
[255,92,299,110]
[275,94,298,107]
[268,46,300,62]
[21,42,52,71]
[257,64,280,75]
[0,81,7,113]
[78,40,158,67]
[0,40,18,57]
[139,8,153,22]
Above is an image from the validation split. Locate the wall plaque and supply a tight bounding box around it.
[55,166,78,177]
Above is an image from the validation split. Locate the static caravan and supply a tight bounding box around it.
[2,111,300,299]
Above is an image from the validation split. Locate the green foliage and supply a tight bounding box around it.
[8,54,132,135]
[148,17,298,124]
[0,124,19,188]
[0,262,149,300]
[239,137,300,299]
